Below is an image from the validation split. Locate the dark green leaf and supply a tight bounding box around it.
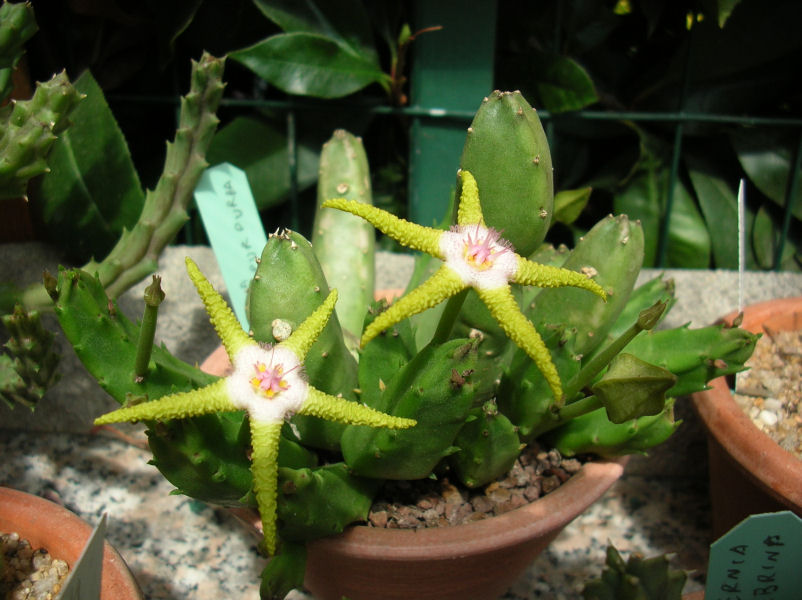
[553,187,592,225]
[252,0,377,61]
[752,205,775,269]
[206,116,319,210]
[230,32,388,98]
[34,71,144,262]
[613,168,661,266]
[665,175,711,268]
[614,164,711,268]
[530,51,598,113]
[715,0,743,27]
[686,160,740,268]
[733,130,802,221]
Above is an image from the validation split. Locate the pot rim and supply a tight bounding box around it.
[306,455,627,560]
[0,486,143,599]
[691,296,802,509]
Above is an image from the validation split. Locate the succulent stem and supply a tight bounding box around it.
[562,300,667,400]
[134,276,165,381]
[529,394,603,439]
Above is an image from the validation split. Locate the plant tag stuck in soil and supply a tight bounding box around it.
[705,510,802,600]
[194,162,267,331]
[57,513,107,600]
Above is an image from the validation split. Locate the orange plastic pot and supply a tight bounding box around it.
[0,487,143,599]
[691,296,802,538]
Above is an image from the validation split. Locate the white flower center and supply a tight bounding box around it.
[440,224,517,289]
[227,344,307,423]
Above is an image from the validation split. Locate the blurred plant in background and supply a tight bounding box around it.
[14,0,800,270]
[0,0,799,407]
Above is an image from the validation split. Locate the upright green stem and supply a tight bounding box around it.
[430,289,469,345]
[562,300,667,400]
[134,276,165,381]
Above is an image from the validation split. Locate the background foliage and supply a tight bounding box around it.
[14,0,802,270]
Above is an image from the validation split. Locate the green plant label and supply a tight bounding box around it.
[194,162,267,330]
[705,511,802,600]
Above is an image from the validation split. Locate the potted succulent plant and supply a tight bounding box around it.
[692,296,802,538]
[0,487,142,599]
[49,91,757,599]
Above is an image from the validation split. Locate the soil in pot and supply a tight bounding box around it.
[1,532,69,600]
[732,327,801,459]
[366,443,583,530]
[693,297,802,539]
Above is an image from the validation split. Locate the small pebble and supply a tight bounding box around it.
[1,533,69,600]
[366,443,583,530]
[759,409,779,427]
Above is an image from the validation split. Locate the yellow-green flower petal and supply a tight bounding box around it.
[322,198,443,257]
[186,257,253,357]
[476,286,563,401]
[94,378,236,425]
[280,289,337,360]
[94,259,417,556]
[299,387,416,429]
[513,256,607,301]
[361,265,465,346]
[456,170,485,227]
[249,420,282,556]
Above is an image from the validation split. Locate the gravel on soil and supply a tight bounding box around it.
[734,327,802,459]
[1,532,69,600]
[367,443,585,530]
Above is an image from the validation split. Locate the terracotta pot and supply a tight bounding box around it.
[691,296,802,539]
[303,456,627,600]
[0,487,143,599]
[201,345,627,600]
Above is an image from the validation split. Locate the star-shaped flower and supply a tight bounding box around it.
[323,170,607,402]
[94,257,416,555]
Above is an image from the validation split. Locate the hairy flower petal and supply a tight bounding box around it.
[249,420,282,555]
[361,265,464,346]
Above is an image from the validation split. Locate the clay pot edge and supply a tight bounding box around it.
[691,296,802,509]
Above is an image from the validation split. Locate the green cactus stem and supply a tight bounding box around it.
[247,229,359,451]
[277,463,379,542]
[18,53,225,313]
[88,53,225,299]
[583,545,687,600]
[0,70,82,200]
[134,276,165,381]
[449,399,522,488]
[0,0,37,102]
[341,338,483,480]
[623,323,759,397]
[459,90,554,256]
[0,304,59,409]
[312,129,375,355]
[543,400,681,457]
[529,214,644,361]
[259,541,306,600]
[562,300,669,401]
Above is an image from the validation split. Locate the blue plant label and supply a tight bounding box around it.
[194,162,267,330]
[705,511,802,600]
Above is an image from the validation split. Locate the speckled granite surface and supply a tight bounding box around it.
[2,244,801,599]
